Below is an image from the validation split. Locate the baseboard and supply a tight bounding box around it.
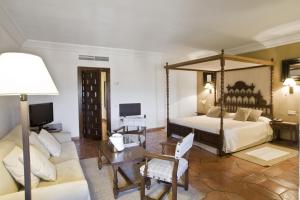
[147,127,165,132]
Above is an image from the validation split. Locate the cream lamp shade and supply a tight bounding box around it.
[204,82,213,90]
[204,82,213,94]
[0,52,58,95]
[283,78,296,87]
[283,78,296,94]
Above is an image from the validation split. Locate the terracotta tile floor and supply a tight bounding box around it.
[74,129,299,200]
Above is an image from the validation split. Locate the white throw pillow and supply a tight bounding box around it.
[30,132,50,159]
[19,146,56,181]
[3,146,40,188]
[38,129,61,157]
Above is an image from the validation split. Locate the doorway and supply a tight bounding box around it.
[78,67,111,140]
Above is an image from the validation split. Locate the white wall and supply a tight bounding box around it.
[0,24,21,138]
[168,70,197,119]
[22,40,164,137]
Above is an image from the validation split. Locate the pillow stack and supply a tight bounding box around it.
[3,146,40,188]
[3,129,61,188]
[234,108,263,122]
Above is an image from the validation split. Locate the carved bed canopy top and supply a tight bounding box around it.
[217,81,272,117]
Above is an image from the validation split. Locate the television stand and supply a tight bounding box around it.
[30,123,63,133]
[43,123,63,133]
[120,115,146,127]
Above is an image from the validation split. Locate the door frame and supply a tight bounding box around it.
[77,66,111,139]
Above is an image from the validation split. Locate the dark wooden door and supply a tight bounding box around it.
[81,69,102,139]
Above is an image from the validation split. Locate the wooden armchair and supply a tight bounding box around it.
[140,133,194,200]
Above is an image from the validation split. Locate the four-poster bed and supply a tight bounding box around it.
[165,50,274,156]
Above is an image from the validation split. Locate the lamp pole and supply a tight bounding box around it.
[20,94,31,200]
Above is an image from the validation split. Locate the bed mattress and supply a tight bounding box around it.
[170,115,273,153]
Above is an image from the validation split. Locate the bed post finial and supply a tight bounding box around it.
[221,49,224,55]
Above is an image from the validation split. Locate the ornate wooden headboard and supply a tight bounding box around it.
[217,81,273,118]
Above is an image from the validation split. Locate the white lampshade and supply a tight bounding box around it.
[204,82,213,90]
[0,53,58,95]
[283,78,296,87]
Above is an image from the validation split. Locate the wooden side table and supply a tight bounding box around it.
[98,141,145,198]
[269,121,299,147]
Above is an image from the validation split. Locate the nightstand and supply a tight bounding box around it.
[269,121,299,147]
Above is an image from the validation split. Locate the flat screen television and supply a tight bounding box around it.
[29,102,54,127]
[119,103,141,117]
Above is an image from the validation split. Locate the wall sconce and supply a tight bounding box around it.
[283,78,296,94]
[204,82,213,94]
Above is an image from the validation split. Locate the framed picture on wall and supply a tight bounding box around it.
[203,72,216,84]
[282,58,300,81]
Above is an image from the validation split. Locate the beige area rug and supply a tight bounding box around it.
[233,143,298,167]
[80,158,204,200]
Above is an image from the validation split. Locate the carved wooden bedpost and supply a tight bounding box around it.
[219,50,225,156]
[270,59,274,120]
[166,63,171,137]
[214,72,217,106]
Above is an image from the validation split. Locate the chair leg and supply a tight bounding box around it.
[184,168,189,191]
[146,177,151,190]
[172,179,177,200]
[140,176,145,200]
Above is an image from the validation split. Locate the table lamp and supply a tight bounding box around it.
[0,52,58,200]
[283,78,296,94]
[204,82,213,93]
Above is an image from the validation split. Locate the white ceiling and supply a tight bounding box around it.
[1,0,300,56]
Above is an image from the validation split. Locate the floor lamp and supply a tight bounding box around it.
[0,53,58,200]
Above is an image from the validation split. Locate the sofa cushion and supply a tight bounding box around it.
[0,181,90,200]
[30,132,50,159]
[51,132,72,144]
[2,125,22,147]
[38,129,61,157]
[38,159,85,188]
[247,109,263,122]
[0,141,19,195]
[49,142,79,164]
[3,146,40,188]
[19,146,56,181]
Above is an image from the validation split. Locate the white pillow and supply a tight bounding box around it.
[19,146,56,181]
[38,129,61,157]
[3,146,40,188]
[258,116,271,123]
[30,132,50,159]
[224,112,236,118]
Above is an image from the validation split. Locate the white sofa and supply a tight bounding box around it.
[0,125,91,200]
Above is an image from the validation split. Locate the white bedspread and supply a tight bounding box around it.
[170,115,273,153]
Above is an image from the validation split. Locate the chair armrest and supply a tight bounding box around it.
[113,126,125,133]
[145,152,176,162]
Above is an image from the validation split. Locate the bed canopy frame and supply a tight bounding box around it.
[165,50,274,155]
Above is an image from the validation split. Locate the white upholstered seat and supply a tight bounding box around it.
[140,157,188,183]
